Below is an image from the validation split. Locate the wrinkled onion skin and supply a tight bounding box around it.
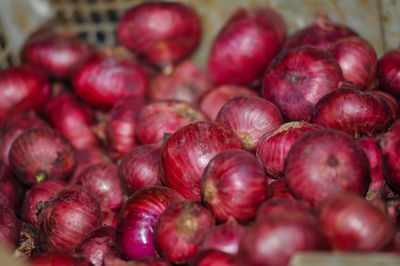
[319,193,395,251]
[256,198,312,222]
[370,90,399,120]
[30,253,93,266]
[192,250,235,266]
[117,186,184,260]
[269,178,294,199]
[262,46,343,121]
[284,129,371,207]
[0,207,20,250]
[378,49,400,98]
[161,122,245,201]
[201,149,269,223]
[377,129,400,193]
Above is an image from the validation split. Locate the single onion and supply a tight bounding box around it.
[154,200,214,264]
[9,127,76,186]
[237,213,328,266]
[37,185,101,252]
[75,163,124,211]
[370,90,399,120]
[215,96,283,150]
[106,96,146,161]
[30,253,93,266]
[117,186,184,260]
[192,250,235,266]
[377,48,400,98]
[201,149,269,223]
[75,226,119,266]
[161,121,245,201]
[72,48,149,110]
[256,198,312,221]
[284,13,358,49]
[262,46,343,121]
[208,7,286,86]
[117,2,201,68]
[313,86,393,138]
[377,129,400,193]
[0,207,20,250]
[284,129,370,207]
[119,144,162,196]
[13,221,38,259]
[269,178,294,199]
[319,192,395,251]
[199,85,258,121]
[0,163,24,212]
[22,179,66,228]
[137,101,206,145]
[256,121,321,178]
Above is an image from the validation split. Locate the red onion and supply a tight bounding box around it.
[256,121,321,178]
[0,65,50,125]
[106,96,146,161]
[192,250,234,266]
[30,253,93,266]
[215,96,283,150]
[319,192,395,251]
[22,179,66,228]
[199,85,258,121]
[119,144,162,196]
[137,101,207,144]
[72,48,149,110]
[0,111,48,167]
[199,217,245,255]
[370,90,399,120]
[313,86,393,138]
[284,13,358,50]
[45,93,99,150]
[37,185,101,252]
[262,46,343,121]
[102,210,118,228]
[0,207,20,250]
[269,178,294,199]
[154,200,214,264]
[75,226,119,266]
[9,127,77,186]
[256,198,312,221]
[284,129,370,207]
[13,221,38,259]
[75,163,123,211]
[237,213,328,266]
[161,121,245,201]
[149,60,213,105]
[377,129,400,193]
[208,8,286,86]
[117,2,201,68]
[377,48,400,98]
[117,186,184,260]
[22,31,93,79]
[201,149,269,223]
[0,163,24,212]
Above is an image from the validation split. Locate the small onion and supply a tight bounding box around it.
[0,207,20,250]
[30,253,93,266]
[377,129,400,193]
[256,198,312,221]
[377,48,400,98]
[370,90,399,120]
[192,250,235,266]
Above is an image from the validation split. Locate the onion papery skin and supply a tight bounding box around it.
[22,179,66,229]
[0,206,20,250]
[201,149,269,223]
[256,198,312,222]
[269,178,294,199]
[208,8,286,86]
[192,250,235,266]
[101,210,118,228]
[76,163,124,211]
[377,48,400,98]
[161,121,245,201]
[116,186,184,260]
[154,200,214,264]
[256,121,321,178]
[117,2,201,67]
[319,192,395,251]
[199,85,258,121]
[37,185,101,252]
[313,87,393,138]
[370,90,399,120]
[0,163,24,212]
[215,96,283,150]
[377,129,400,193]
[30,253,93,266]
[262,46,343,121]
[9,127,77,186]
[137,101,207,145]
[106,96,146,161]
[284,129,371,207]
[13,221,39,259]
[119,144,162,196]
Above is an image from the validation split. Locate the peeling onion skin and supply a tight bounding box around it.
[215,96,283,150]
[269,178,294,199]
[262,46,343,122]
[30,253,93,266]
[161,121,245,201]
[377,48,400,99]
[256,198,312,222]
[256,121,321,178]
[370,90,399,120]
[0,206,20,250]
[319,192,395,251]
[201,149,269,223]
[377,129,400,193]
[208,8,286,86]
[284,129,371,208]
[192,250,235,266]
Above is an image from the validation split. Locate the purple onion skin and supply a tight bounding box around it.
[119,144,162,196]
[378,48,400,98]
[9,127,77,186]
[0,206,20,250]
[377,129,400,193]
[75,226,119,266]
[22,179,66,229]
[256,198,312,222]
[103,256,171,266]
[313,87,393,138]
[201,149,269,223]
[269,178,294,199]
[192,250,235,266]
[370,90,399,120]
[284,129,371,207]
[30,253,93,266]
[117,186,184,260]
[319,192,395,251]
[38,185,101,253]
[0,163,24,213]
[262,46,343,122]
